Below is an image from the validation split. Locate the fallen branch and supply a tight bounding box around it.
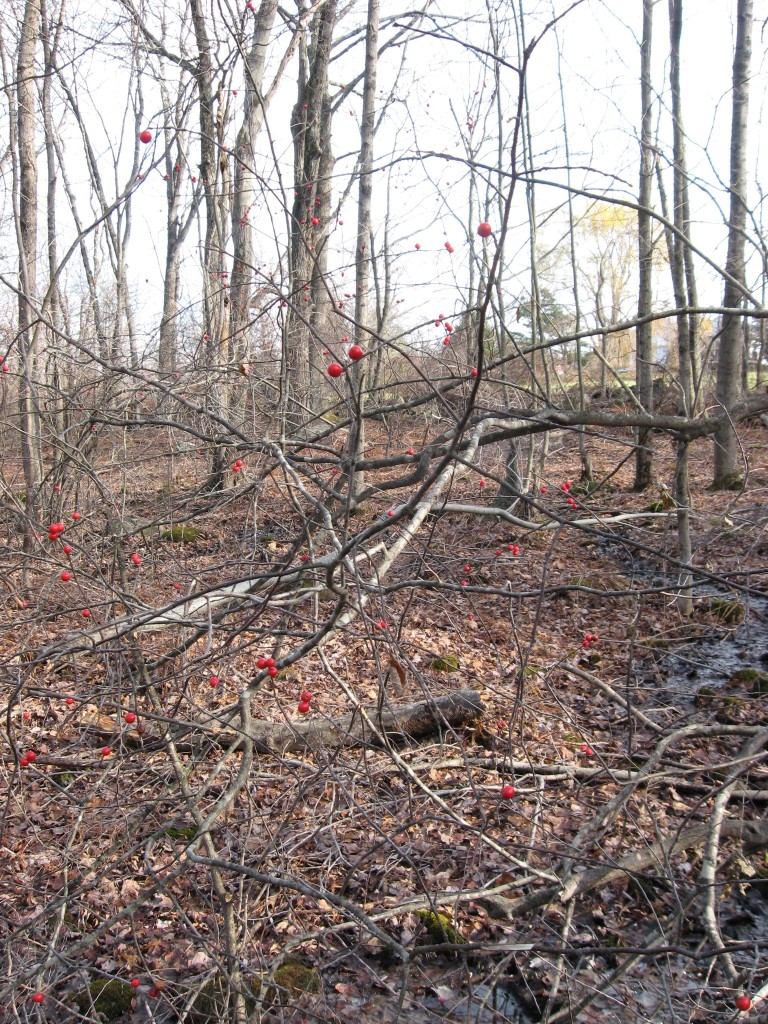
[220,688,485,755]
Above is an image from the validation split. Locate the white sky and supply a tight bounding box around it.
[1,0,765,355]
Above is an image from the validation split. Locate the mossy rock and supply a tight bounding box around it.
[188,975,259,1024]
[730,668,768,694]
[74,978,135,1020]
[271,959,322,1000]
[430,654,459,672]
[188,961,320,1023]
[696,686,718,704]
[161,825,197,841]
[644,493,675,512]
[160,526,200,544]
[416,910,467,947]
[53,772,75,787]
[708,597,744,625]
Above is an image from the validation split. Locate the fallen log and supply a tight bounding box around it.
[8,690,485,767]
[232,688,485,755]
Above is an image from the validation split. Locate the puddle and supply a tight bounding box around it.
[322,964,534,1024]
[597,530,768,703]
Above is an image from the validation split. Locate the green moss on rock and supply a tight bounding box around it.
[74,978,135,1020]
[430,654,459,672]
[417,909,466,946]
[708,597,744,625]
[161,526,200,543]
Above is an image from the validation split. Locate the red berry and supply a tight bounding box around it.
[266,657,276,667]
[297,701,310,713]
[348,344,363,360]
[470,368,478,377]
[148,989,157,998]
[443,337,450,345]
[60,571,71,581]
[444,241,454,253]
[139,129,152,143]
[415,242,421,249]
[66,697,75,706]
[477,222,492,238]
[300,691,313,702]
[479,479,486,488]
[736,996,752,1012]
[209,675,220,688]
[130,978,141,988]
[130,553,141,565]
[444,322,453,333]
[581,744,594,757]
[63,544,72,554]
[81,609,91,618]
[72,512,81,521]
[540,486,547,494]
[311,216,320,226]
[377,620,387,630]
[464,565,471,572]
[101,746,111,756]
[495,549,502,556]
[407,448,415,455]
[19,756,29,767]
[268,666,278,677]
[125,712,137,724]
[327,363,343,378]
[461,580,468,587]
[32,992,44,1004]
[387,509,395,517]
[23,710,30,719]
[501,784,516,799]
[26,750,36,762]
[257,657,268,669]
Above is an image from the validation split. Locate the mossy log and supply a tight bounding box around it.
[205,689,485,755]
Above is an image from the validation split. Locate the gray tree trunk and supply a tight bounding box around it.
[714,0,752,488]
[348,0,379,500]
[16,0,44,545]
[634,0,654,490]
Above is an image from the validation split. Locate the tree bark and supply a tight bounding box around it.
[714,0,753,488]
[16,0,44,548]
[634,0,654,489]
[347,0,379,499]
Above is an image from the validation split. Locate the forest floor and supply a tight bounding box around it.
[1,422,767,1024]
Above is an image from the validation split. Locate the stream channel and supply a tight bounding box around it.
[319,531,768,1024]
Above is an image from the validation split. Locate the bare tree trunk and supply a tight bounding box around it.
[190,0,229,489]
[348,0,378,499]
[229,0,278,423]
[284,0,338,433]
[16,0,43,546]
[714,0,752,489]
[634,0,654,490]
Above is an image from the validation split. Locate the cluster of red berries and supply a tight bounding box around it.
[559,480,579,509]
[232,458,244,473]
[48,521,66,542]
[19,749,36,768]
[297,690,313,714]
[581,743,595,757]
[583,632,599,648]
[257,656,278,677]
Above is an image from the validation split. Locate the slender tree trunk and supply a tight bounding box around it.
[714,0,752,488]
[285,0,337,433]
[348,0,378,499]
[634,0,654,490]
[229,0,278,423]
[17,0,43,545]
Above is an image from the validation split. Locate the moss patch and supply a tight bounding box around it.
[417,910,467,946]
[161,526,200,544]
[708,597,744,625]
[74,978,135,1020]
[430,654,459,672]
